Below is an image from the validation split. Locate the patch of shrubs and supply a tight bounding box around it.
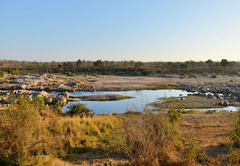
[0,71,4,78]
[212,74,217,78]
[66,71,76,76]
[66,102,95,117]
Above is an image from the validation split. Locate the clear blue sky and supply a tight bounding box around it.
[0,0,240,62]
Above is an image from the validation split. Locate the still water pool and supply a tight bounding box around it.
[50,89,189,114]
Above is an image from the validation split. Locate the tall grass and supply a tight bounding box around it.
[0,98,117,165]
[100,111,181,166]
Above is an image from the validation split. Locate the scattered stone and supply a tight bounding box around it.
[205,110,216,114]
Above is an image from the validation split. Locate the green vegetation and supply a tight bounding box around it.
[160,97,179,102]
[66,71,76,76]
[1,58,238,77]
[100,111,180,165]
[212,74,217,78]
[0,99,116,165]
[0,71,4,78]
[66,102,95,117]
[151,96,226,109]
[70,94,134,101]
[146,83,181,90]
[0,97,240,165]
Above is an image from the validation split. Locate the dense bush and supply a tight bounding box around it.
[32,96,46,110]
[66,102,95,117]
[168,109,182,125]
[100,112,180,165]
[0,99,115,165]
[0,71,4,78]
[66,71,76,76]
[202,72,208,77]
[8,68,16,75]
[230,111,240,145]
[0,100,45,165]
[212,74,217,78]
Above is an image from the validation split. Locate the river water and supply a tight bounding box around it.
[50,89,189,114]
[49,89,240,114]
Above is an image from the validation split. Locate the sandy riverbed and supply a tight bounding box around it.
[83,75,240,90]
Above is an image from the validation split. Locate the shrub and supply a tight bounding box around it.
[230,111,240,145]
[168,109,182,125]
[141,69,150,75]
[100,112,180,165]
[8,68,16,75]
[182,134,200,165]
[0,100,46,165]
[66,71,71,76]
[193,74,198,78]
[212,74,217,78]
[71,73,76,76]
[189,73,198,78]
[53,101,63,115]
[157,70,163,74]
[66,102,95,118]
[202,72,208,77]
[0,71,4,78]
[32,96,46,110]
[238,72,240,77]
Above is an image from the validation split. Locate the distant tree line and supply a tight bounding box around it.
[0,58,239,76]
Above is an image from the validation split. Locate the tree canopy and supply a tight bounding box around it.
[220,59,229,68]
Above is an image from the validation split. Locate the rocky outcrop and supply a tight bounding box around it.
[219,100,229,106]
[205,110,216,114]
[0,90,70,106]
[180,82,240,101]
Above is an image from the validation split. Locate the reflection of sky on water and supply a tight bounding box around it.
[50,89,189,114]
[185,106,240,112]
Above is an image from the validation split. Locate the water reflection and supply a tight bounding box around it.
[50,89,189,114]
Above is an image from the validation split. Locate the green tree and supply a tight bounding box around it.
[32,96,46,110]
[66,102,95,117]
[53,101,63,114]
[0,71,4,78]
[134,61,143,69]
[220,59,229,68]
[180,63,190,71]
[205,59,213,64]
[93,60,104,68]
[76,59,83,67]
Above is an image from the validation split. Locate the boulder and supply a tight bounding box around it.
[223,101,229,106]
[219,100,229,106]
[205,110,216,114]
[56,95,68,105]
[219,100,224,106]
[44,97,53,104]
[60,91,70,98]
[18,84,27,89]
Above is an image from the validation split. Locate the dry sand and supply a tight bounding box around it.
[83,75,240,90]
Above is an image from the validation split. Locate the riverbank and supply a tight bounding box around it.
[1,74,240,92]
[149,96,240,109]
[1,74,240,112]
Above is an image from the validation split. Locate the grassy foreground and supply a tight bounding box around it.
[1,98,240,165]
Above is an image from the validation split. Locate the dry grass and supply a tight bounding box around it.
[2,98,240,165]
[154,96,226,109]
